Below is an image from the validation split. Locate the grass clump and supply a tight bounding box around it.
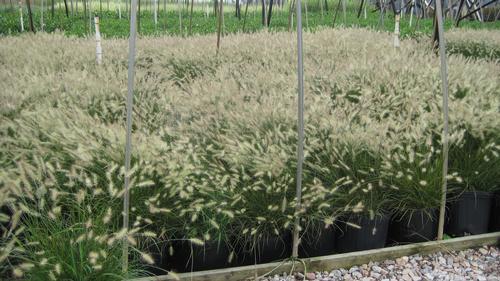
[0,28,499,278]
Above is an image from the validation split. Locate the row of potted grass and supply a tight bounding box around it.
[143,162,500,274]
[1,30,499,279]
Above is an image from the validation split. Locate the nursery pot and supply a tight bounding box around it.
[298,225,335,258]
[238,232,292,265]
[446,191,493,237]
[489,192,500,232]
[389,209,438,244]
[167,239,232,272]
[141,240,171,275]
[335,213,390,253]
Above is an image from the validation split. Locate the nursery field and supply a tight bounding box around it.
[0,27,500,280]
[2,1,500,37]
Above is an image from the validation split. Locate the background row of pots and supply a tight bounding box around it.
[145,191,500,274]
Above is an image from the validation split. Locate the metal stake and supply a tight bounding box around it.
[435,0,450,242]
[292,0,305,259]
[123,0,138,272]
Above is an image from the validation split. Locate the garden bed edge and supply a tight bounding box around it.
[129,231,500,281]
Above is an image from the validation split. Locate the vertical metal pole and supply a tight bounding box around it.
[89,0,92,34]
[409,0,414,26]
[291,0,304,259]
[393,13,400,47]
[341,0,346,24]
[154,0,158,26]
[95,16,102,64]
[19,0,24,32]
[435,0,449,241]
[216,0,223,51]
[41,0,44,31]
[123,0,138,272]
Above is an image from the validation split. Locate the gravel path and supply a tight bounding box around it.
[263,246,500,281]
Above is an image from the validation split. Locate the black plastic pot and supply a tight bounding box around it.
[167,240,232,272]
[298,225,335,258]
[489,192,500,232]
[335,213,390,253]
[238,232,292,265]
[141,241,171,276]
[446,191,493,237]
[389,209,438,244]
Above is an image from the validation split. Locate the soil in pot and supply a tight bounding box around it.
[489,192,500,232]
[446,191,493,237]
[388,209,438,244]
[335,213,390,253]
[237,232,292,265]
[298,225,335,258]
[167,239,233,272]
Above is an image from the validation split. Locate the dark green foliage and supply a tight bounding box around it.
[1,6,499,38]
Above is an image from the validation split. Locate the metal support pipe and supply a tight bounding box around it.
[291,0,305,259]
[435,0,450,242]
[123,0,139,272]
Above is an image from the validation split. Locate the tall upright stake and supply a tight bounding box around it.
[341,0,346,24]
[434,0,449,241]
[178,0,182,34]
[95,16,102,64]
[18,0,24,32]
[216,0,223,51]
[154,0,158,27]
[41,0,44,31]
[409,0,415,26]
[393,13,400,47]
[243,0,250,31]
[123,0,138,272]
[188,0,193,34]
[26,0,34,32]
[292,0,305,259]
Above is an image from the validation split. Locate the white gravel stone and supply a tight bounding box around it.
[261,247,499,281]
